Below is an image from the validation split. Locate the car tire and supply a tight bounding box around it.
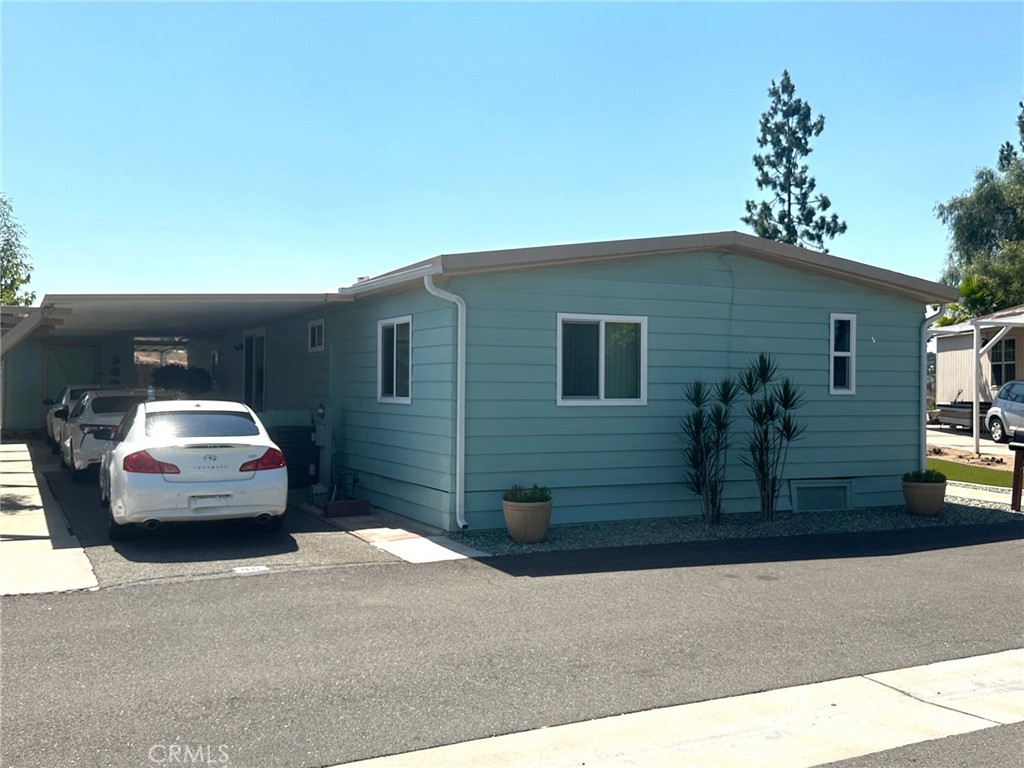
[51,442,60,455]
[108,511,134,542]
[59,449,69,468]
[989,418,1008,443]
[98,478,110,508]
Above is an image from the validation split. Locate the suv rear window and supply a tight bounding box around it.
[92,395,148,414]
[145,412,260,438]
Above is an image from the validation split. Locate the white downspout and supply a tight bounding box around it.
[423,275,468,529]
[922,305,944,470]
[972,321,982,455]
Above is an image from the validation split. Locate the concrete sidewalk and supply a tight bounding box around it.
[0,442,97,595]
[335,649,1024,768]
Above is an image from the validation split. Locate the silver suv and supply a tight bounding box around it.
[985,380,1024,443]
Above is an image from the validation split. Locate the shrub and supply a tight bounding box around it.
[151,364,212,397]
[903,469,947,483]
[680,378,739,525]
[502,484,552,503]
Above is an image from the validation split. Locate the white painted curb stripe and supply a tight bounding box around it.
[332,649,1024,768]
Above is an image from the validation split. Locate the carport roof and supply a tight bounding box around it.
[0,293,347,357]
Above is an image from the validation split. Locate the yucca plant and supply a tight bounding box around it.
[681,378,739,524]
[737,353,806,521]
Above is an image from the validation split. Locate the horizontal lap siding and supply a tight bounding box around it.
[452,251,926,529]
[330,294,457,530]
[263,309,337,411]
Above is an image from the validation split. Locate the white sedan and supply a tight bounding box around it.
[43,384,114,451]
[98,400,288,540]
[57,389,151,480]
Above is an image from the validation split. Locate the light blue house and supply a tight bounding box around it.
[2,232,958,531]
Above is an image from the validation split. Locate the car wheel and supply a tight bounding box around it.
[108,511,134,542]
[989,418,1008,443]
[98,477,110,508]
[51,442,60,455]
[59,448,69,468]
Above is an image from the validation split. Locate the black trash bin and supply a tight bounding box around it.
[268,426,319,489]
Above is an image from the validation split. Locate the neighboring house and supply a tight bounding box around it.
[932,305,1024,405]
[2,232,957,530]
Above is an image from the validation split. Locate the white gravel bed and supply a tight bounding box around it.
[447,499,1023,556]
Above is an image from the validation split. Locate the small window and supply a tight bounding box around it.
[378,316,412,403]
[558,313,647,406]
[308,319,325,353]
[830,313,856,395]
[991,338,1016,387]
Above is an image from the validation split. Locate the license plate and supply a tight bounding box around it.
[189,495,231,509]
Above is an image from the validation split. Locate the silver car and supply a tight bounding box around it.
[985,380,1024,443]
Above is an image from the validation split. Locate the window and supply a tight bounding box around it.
[378,316,412,403]
[145,411,259,438]
[308,319,325,353]
[991,338,1016,387]
[558,313,647,405]
[830,313,856,395]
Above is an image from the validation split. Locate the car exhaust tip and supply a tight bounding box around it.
[142,519,160,530]
[254,514,272,525]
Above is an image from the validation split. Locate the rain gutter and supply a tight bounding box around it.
[922,305,945,469]
[422,274,468,530]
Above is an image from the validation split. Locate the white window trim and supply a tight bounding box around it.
[830,312,856,395]
[307,319,325,353]
[378,315,412,404]
[557,313,648,406]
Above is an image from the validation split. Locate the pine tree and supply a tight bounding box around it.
[742,70,847,253]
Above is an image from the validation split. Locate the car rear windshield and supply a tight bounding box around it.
[92,395,148,414]
[144,411,260,438]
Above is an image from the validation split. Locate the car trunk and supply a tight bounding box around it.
[147,443,263,482]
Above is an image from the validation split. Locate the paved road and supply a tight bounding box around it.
[2,519,1022,768]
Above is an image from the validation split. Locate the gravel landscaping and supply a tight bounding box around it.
[447,490,1023,556]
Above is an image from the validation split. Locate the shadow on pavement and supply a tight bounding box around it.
[480,522,1024,578]
[44,469,343,563]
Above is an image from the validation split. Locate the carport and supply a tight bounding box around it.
[929,305,1024,454]
[1,292,348,431]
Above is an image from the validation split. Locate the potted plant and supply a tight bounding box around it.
[901,469,947,516]
[502,484,552,544]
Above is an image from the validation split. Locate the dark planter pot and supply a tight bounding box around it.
[323,499,371,517]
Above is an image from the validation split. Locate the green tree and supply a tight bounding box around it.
[742,70,847,253]
[1,194,36,306]
[936,101,1024,322]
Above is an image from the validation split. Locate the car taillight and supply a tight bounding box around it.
[123,450,180,474]
[82,424,109,436]
[239,448,286,472]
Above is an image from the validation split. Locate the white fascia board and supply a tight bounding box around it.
[338,261,443,297]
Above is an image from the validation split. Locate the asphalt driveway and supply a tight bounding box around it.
[44,466,396,589]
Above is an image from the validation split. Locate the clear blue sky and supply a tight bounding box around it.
[2,2,1021,297]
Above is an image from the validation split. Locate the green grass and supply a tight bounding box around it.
[927,457,1014,488]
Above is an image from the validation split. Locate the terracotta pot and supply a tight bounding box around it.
[502,500,552,544]
[902,481,946,517]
